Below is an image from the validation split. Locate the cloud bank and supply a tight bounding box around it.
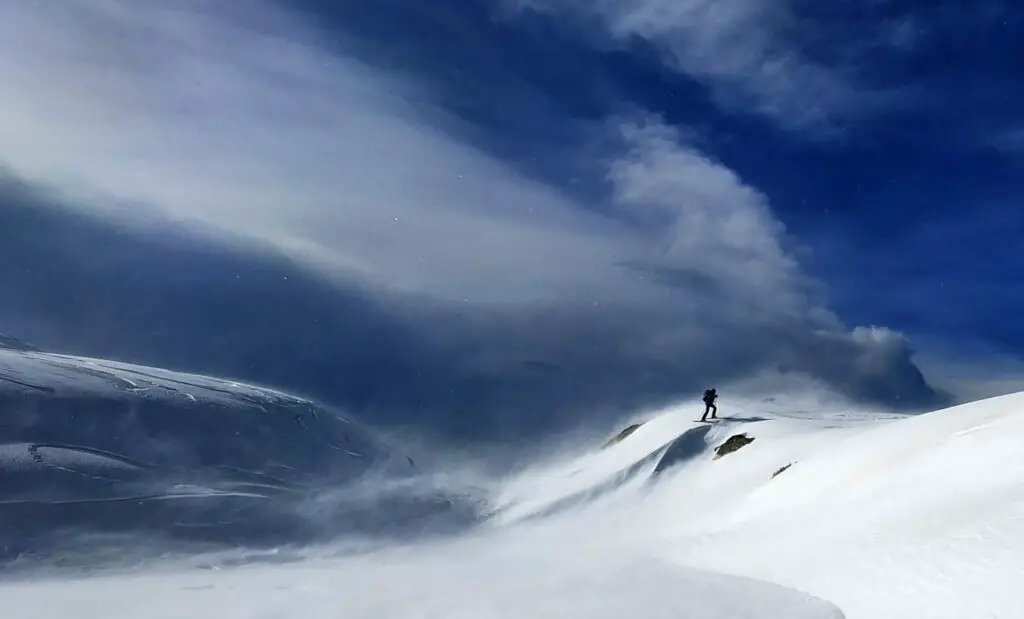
[0,0,943,442]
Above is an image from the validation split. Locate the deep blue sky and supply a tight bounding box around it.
[301,0,1024,352]
[0,0,1021,441]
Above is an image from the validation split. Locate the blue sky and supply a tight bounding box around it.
[309,0,1024,347]
[0,0,1021,440]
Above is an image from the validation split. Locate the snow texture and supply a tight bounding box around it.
[0,347,476,558]
[3,344,1024,618]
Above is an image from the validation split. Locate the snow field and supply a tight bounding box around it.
[4,371,1024,618]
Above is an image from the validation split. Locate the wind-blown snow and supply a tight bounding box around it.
[0,344,478,563]
[487,393,1024,618]
[2,342,1023,618]
[0,548,843,619]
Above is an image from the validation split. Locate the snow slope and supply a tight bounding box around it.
[0,343,473,562]
[493,392,1024,618]
[2,338,1024,618]
[655,392,1024,619]
[0,547,843,619]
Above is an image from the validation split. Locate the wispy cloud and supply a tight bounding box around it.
[0,0,830,313]
[607,116,817,320]
[0,0,636,304]
[511,0,894,133]
[0,0,943,439]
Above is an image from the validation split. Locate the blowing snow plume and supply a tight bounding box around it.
[5,386,1017,618]
[0,1,1019,617]
[0,341,484,569]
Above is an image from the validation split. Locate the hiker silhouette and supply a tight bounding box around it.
[700,388,718,421]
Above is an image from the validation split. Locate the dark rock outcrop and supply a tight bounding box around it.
[604,423,643,448]
[713,433,755,459]
[772,463,792,478]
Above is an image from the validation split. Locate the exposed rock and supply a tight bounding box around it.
[713,433,755,459]
[604,423,643,448]
[772,463,792,478]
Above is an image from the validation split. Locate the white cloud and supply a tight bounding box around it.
[607,116,817,319]
[0,0,637,304]
[513,0,869,132]
[0,0,818,316]
[0,0,942,409]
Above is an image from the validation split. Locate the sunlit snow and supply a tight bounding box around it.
[2,341,1023,618]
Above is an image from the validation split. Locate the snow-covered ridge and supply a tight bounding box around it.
[485,391,1024,618]
[0,343,476,561]
[3,339,1023,617]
